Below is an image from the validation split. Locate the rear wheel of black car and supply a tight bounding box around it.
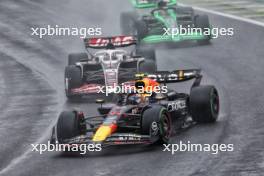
[175,7,194,16]
[138,60,157,74]
[141,106,172,144]
[136,48,156,61]
[134,20,148,41]
[65,66,83,99]
[120,12,138,35]
[56,111,82,143]
[68,53,88,65]
[190,85,219,123]
[194,15,211,45]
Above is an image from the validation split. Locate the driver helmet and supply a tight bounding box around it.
[127,94,142,105]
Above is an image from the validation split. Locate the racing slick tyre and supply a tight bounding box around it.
[65,66,83,99]
[120,12,138,35]
[141,106,172,144]
[194,15,211,45]
[68,53,88,65]
[189,85,219,123]
[56,111,82,143]
[138,60,157,73]
[175,7,194,16]
[136,48,156,61]
[134,20,148,42]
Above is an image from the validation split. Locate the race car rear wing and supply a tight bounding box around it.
[84,36,137,49]
[136,69,202,87]
[131,0,177,9]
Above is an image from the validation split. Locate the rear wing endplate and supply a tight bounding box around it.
[84,36,137,49]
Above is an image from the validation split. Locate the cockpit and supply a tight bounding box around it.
[151,4,177,28]
[152,1,173,14]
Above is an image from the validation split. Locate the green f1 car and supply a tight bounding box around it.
[121,0,212,44]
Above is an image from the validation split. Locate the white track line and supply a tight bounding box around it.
[179,3,264,27]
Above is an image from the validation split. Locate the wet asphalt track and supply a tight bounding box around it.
[0,0,264,176]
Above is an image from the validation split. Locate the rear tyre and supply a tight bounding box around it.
[142,106,172,144]
[56,111,82,143]
[134,20,148,41]
[190,85,219,123]
[136,48,156,61]
[68,53,88,65]
[120,12,138,35]
[175,7,194,16]
[65,66,83,99]
[194,15,211,45]
[138,60,157,73]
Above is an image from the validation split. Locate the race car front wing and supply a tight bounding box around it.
[57,133,153,147]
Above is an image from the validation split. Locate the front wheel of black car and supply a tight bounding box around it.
[194,15,211,45]
[141,106,172,144]
[120,12,138,35]
[138,60,157,74]
[190,85,219,123]
[68,53,88,65]
[56,111,82,143]
[136,48,156,61]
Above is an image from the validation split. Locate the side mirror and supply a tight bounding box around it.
[96,99,105,104]
[96,99,105,107]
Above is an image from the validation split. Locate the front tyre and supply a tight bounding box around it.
[141,106,172,144]
[194,15,211,45]
[190,85,219,123]
[175,7,194,16]
[56,111,83,143]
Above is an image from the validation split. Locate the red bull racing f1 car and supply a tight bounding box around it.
[51,69,220,149]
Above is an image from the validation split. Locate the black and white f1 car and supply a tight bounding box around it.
[51,69,220,148]
[65,36,157,100]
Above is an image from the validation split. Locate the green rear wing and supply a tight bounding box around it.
[130,0,177,9]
